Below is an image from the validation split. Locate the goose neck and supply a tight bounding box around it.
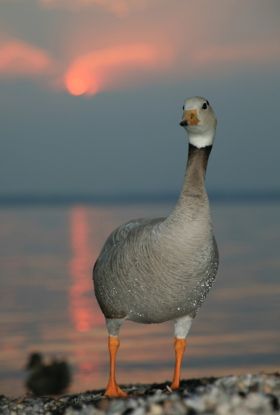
[182,143,212,199]
[165,143,212,226]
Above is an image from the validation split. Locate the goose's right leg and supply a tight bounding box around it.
[105,318,127,398]
[171,315,193,390]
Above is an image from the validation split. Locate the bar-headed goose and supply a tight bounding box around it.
[93,96,219,397]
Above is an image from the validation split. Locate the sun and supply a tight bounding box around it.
[64,71,99,96]
[65,74,89,96]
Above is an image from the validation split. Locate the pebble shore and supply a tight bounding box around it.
[1,373,279,415]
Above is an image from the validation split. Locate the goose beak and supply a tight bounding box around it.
[180,109,199,127]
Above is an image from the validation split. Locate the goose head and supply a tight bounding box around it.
[180,96,217,148]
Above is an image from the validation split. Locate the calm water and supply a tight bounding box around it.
[0,202,279,397]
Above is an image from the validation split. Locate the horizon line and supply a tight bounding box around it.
[0,190,280,207]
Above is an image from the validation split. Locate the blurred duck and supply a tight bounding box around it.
[25,352,71,396]
[93,96,219,397]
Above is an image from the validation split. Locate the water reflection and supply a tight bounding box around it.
[68,206,105,390]
[69,206,94,332]
[0,203,279,397]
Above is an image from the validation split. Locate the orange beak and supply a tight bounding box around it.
[180,109,199,127]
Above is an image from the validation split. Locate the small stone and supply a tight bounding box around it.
[216,402,234,415]
[147,403,163,415]
[244,392,271,411]
[185,396,206,412]
[131,407,146,415]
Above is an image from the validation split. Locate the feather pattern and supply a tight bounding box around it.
[93,143,219,324]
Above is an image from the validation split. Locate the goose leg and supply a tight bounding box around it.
[171,315,193,390]
[171,337,186,390]
[105,318,127,398]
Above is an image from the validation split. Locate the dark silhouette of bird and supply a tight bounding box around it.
[25,352,71,396]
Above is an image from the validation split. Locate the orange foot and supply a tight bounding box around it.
[170,380,180,390]
[105,382,127,398]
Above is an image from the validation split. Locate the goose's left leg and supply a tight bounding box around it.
[105,318,127,398]
[171,315,193,390]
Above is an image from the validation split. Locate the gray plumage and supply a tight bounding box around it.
[93,96,219,337]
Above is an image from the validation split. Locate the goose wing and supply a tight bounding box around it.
[93,217,164,275]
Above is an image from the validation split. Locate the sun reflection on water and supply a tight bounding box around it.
[68,206,106,390]
[69,206,94,332]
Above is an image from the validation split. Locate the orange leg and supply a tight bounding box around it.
[170,337,187,390]
[105,336,127,398]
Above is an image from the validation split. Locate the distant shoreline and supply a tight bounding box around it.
[0,191,280,208]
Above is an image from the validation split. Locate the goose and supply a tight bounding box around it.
[93,96,219,397]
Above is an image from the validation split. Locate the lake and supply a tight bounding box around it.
[0,201,279,397]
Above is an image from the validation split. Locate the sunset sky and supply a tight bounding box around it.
[0,0,280,196]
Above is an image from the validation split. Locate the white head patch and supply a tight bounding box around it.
[181,96,217,148]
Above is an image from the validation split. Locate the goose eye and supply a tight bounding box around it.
[182,105,185,110]
[202,102,208,110]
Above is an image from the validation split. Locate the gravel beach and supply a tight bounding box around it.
[1,373,279,415]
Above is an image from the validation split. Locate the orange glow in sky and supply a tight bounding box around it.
[64,71,99,96]
[64,43,169,96]
[0,40,52,77]
[65,75,89,96]
[1,2,279,97]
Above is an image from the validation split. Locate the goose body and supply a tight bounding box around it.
[94,172,218,324]
[93,96,219,396]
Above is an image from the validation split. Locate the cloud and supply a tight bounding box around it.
[64,43,171,96]
[1,0,279,95]
[39,0,152,16]
[0,39,53,78]
[192,41,280,69]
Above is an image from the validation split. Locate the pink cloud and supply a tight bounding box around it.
[0,39,53,78]
[39,0,152,16]
[64,43,171,96]
[1,0,279,95]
